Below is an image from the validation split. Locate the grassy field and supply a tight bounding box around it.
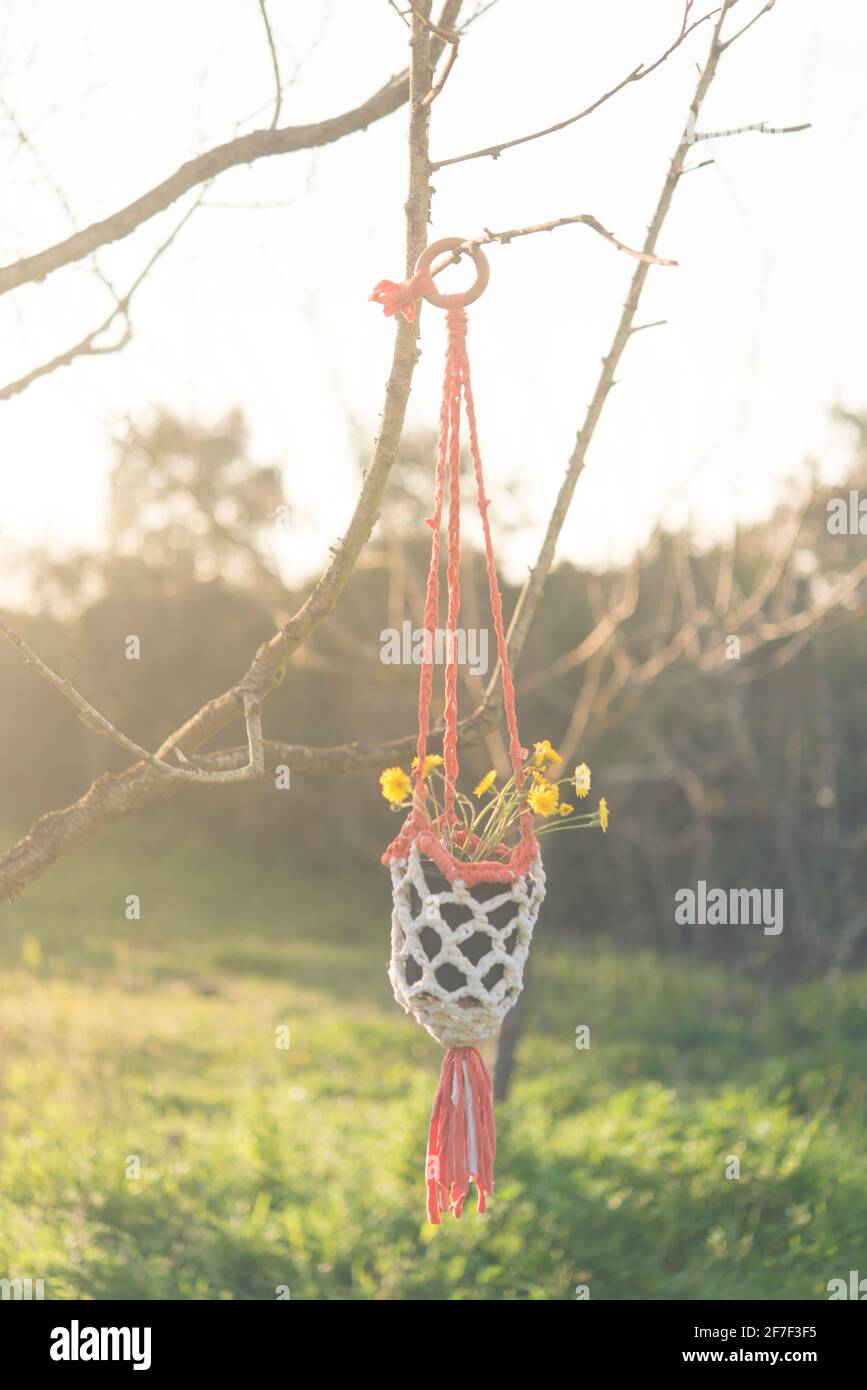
[0,815,865,1301]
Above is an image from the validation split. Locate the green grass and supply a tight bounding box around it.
[0,815,865,1300]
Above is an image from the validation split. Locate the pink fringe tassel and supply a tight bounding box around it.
[425,1046,496,1224]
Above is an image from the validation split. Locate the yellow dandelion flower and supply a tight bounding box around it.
[574,762,591,798]
[380,766,411,804]
[474,769,497,797]
[598,797,609,833]
[532,739,561,768]
[528,780,559,817]
[411,754,443,775]
[559,802,574,817]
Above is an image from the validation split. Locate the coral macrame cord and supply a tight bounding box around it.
[374,247,546,1224]
[380,280,537,886]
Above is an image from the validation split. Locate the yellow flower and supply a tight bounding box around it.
[411,754,443,776]
[574,763,591,798]
[474,770,497,797]
[528,780,559,817]
[380,766,411,804]
[598,797,609,833]
[559,802,574,817]
[532,739,561,768]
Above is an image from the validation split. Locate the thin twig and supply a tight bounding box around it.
[0,321,132,401]
[431,1,720,170]
[630,319,668,335]
[257,0,283,130]
[720,0,775,51]
[0,619,264,784]
[0,187,207,401]
[404,0,458,43]
[459,0,502,29]
[421,34,459,106]
[387,2,411,30]
[398,0,461,106]
[502,0,737,673]
[429,215,678,271]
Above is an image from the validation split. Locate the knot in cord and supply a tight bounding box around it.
[445,302,468,339]
[369,267,436,323]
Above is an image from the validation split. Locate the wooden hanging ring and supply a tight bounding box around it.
[415,237,490,309]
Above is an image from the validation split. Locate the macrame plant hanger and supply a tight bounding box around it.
[372,239,546,1225]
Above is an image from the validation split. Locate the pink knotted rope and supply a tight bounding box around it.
[373,263,540,1226]
[369,267,437,323]
[375,274,538,886]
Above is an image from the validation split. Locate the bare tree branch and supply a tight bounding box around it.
[0,0,816,917]
[0,319,131,400]
[0,4,460,299]
[704,556,867,667]
[431,1,720,171]
[185,697,498,777]
[0,619,264,785]
[408,0,461,107]
[518,557,642,694]
[0,1,460,904]
[502,0,750,675]
[430,216,678,269]
[0,187,206,401]
[719,0,775,51]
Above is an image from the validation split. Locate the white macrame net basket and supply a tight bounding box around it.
[388,841,546,1048]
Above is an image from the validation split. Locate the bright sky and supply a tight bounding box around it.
[1,0,865,586]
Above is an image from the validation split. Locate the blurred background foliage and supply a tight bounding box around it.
[2,406,865,982]
[1,816,866,1300]
[2,408,866,1300]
